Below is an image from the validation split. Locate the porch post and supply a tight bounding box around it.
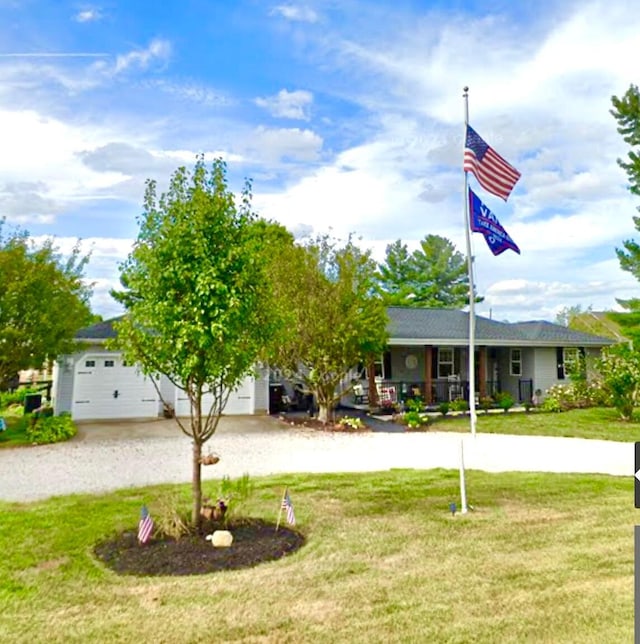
[425,346,433,404]
[478,346,487,399]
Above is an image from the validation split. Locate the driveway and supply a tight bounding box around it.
[0,415,632,503]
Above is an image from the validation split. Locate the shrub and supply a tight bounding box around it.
[155,494,191,540]
[402,410,428,429]
[541,397,562,413]
[26,414,77,445]
[596,344,640,420]
[337,416,365,430]
[438,402,449,416]
[0,387,40,410]
[479,396,494,413]
[494,392,514,413]
[405,397,423,413]
[214,474,254,526]
[449,398,469,413]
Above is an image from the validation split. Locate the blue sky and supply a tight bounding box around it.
[1,0,639,321]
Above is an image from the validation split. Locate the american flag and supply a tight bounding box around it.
[463,125,521,201]
[138,505,154,544]
[281,490,296,526]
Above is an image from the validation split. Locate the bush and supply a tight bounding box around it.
[449,398,469,413]
[438,402,449,416]
[26,414,77,445]
[0,387,40,410]
[541,397,562,413]
[337,416,365,431]
[494,392,514,413]
[405,397,423,413]
[479,396,494,413]
[397,410,428,429]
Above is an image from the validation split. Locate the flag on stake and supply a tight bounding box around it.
[468,188,520,256]
[138,505,154,544]
[464,125,521,201]
[281,489,296,526]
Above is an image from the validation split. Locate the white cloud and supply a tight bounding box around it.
[270,4,318,23]
[74,9,103,23]
[114,38,171,74]
[255,89,313,120]
[249,126,323,163]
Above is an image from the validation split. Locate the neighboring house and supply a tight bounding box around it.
[52,318,269,421]
[347,307,616,406]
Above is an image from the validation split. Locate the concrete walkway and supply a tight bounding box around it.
[0,415,632,503]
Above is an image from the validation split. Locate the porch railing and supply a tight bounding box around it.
[356,379,533,406]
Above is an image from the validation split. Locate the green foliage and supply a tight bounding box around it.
[155,493,191,540]
[404,397,423,413]
[479,396,494,413]
[611,85,640,342]
[449,398,469,413]
[0,387,39,410]
[543,381,611,412]
[494,392,514,413]
[337,416,365,430]
[265,233,388,424]
[541,396,562,413]
[376,235,482,307]
[402,410,428,429]
[438,402,449,416]
[25,414,77,445]
[111,156,277,526]
[596,343,640,420]
[0,221,93,388]
[215,474,254,525]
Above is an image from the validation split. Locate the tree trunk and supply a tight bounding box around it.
[192,440,203,528]
[367,356,379,408]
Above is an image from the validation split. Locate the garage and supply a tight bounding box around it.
[174,375,255,417]
[71,353,159,421]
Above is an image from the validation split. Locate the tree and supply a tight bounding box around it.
[267,234,389,424]
[596,344,640,420]
[0,221,92,388]
[111,157,276,527]
[611,85,640,343]
[376,235,480,308]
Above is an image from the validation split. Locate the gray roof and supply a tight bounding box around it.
[386,307,616,347]
[75,317,122,340]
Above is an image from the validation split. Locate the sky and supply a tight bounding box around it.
[0,0,639,323]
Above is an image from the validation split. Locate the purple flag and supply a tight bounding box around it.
[468,189,520,256]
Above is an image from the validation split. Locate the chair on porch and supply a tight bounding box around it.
[353,383,368,404]
[447,375,462,401]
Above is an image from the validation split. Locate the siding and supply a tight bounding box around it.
[532,347,561,397]
[253,366,269,414]
[52,356,75,415]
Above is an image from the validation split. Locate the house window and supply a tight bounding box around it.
[510,349,522,376]
[104,360,115,367]
[85,360,95,368]
[563,348,579,378]
[438,348,455,378]
[368,351,392,380]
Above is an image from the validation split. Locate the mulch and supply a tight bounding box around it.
[94,518,305,576]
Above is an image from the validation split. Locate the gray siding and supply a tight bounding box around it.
[53,356,75,414]
[532,347,560,397]
[254,365,269,414]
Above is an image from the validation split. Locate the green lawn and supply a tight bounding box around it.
[428,406,640,442]
[0,414,31,447]
[0,470,633,643]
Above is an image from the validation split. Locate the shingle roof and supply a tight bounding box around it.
[75,317,122,340]
[386,307,615,347]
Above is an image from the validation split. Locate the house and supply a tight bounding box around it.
[349,307,616,406]
[52,318,270,421]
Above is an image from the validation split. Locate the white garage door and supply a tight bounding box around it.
[72,354,159,420]
[174,375,255,417]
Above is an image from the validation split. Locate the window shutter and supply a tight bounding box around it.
[383,351,392,380]
[556,347,564,380]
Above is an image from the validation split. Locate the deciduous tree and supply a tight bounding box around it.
[111,157,276,526]
[0,221,92,388]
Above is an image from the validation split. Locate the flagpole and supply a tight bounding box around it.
[463,86,478,437]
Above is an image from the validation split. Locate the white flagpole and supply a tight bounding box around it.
[459,439,468,514]
[463,86,478,437]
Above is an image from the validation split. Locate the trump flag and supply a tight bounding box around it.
[468,189,520,256]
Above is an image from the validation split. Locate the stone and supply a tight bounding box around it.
[209,530,233,547]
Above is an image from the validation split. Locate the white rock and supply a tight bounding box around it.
[209,530,233,547]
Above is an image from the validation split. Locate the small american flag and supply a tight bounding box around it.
[281,490,296,526]
[138,505,154,544]
[464,125,521,201]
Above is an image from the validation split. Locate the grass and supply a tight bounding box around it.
[0,413,31,447]
[428,406,640,442]
[0,470,633,643]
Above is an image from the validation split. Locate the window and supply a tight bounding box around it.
[510,349,522,376]
[368,351,392,380]
[438,348,454,378]
[85,360,95,368]
[104,360,115,367]
[563,348,579,379]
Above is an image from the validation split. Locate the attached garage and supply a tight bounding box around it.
[174,374,256,417]
[71,353,159,421]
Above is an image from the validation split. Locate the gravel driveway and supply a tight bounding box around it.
[0,416,631,503]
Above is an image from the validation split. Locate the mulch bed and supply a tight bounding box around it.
[94,518,305,576]
[278,413,371,432]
